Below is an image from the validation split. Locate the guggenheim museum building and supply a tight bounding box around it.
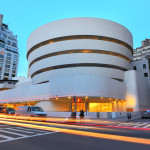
[0,17,150,114]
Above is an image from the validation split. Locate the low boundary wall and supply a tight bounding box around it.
[46,111,141,119]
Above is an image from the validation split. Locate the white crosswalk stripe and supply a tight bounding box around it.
[0,125,58,143]
[7,128,35,134]
[0,129,29,137]
[133,122,148,128]
[113,121,150,128]
[0,134,14,140]
[142,124,150,128]
[0,132,56,143]
[13,127,47,133]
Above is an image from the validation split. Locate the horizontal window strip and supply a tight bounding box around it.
[37,80,49,84]
[27,35,133,59]
[29,49,131,68]
[113,78,123,82]
[31,63,127,78]
[37,78,123,84]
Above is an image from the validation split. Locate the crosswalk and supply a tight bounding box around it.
[0,124,58,143]
[113,122,150,129]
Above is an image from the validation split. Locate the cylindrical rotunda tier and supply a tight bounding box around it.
[27,17,133,99]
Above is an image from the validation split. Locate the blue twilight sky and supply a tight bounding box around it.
[0,0,150,77]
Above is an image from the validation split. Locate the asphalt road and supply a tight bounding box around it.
[0,118,150,150]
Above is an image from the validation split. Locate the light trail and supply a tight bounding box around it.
[0,115,116,125]
[0,117,91,129]
[0,117,123,132]
[0,120,150,145]
[1,115,150,132]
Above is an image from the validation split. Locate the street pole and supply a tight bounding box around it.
[85,97,88,119]
[74,96,77,112]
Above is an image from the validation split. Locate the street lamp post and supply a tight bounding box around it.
[74,96,77,112]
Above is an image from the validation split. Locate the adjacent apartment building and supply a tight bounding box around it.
[132,38,150,61]
[0,14,19,90]
[131,38,150,79]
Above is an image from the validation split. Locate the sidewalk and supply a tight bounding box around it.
[88,115,141,123]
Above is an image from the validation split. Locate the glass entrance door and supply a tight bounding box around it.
[72,103,85,112]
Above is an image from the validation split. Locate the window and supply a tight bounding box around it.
[3,34,7,38]
[9,47,12,50]
[7,57,11,60]
[27,107,31,112]
[144,73,148,77]
[7,40,11,45]
[0,55,4,58]
[14,58,17,62]
[0,63,3,67]
[13,48,17,52]
[6,65,10,68]
[0,42,5,48]
[133,66,136,70]
[12,70,16,74]
[12,42,17,47]
[7,53,12,56]
[143,64,146,69]
[12,74,15,77]
[4,73,9,76]
[5,69,9,72]
[6,61,10,64]
[6,47,12,51]
[12,66,16,69]
[32,107,43,112]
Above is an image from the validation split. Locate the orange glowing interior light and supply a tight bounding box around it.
[77,98,81,103]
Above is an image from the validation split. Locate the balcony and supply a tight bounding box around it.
[0,37,5,43]
[6,48,12,52]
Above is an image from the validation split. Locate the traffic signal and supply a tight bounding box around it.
[77,98,81,103]
[72,97,82,103]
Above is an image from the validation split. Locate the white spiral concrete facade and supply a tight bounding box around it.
[27,17,133,99]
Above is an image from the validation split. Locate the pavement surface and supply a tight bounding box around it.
[0,117,150,150]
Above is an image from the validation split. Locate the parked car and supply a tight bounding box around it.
[0,107,15,115]
[0,107,6,114]
[15,106,47,118]
[141,110,150,119]
[5,107,15,114]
